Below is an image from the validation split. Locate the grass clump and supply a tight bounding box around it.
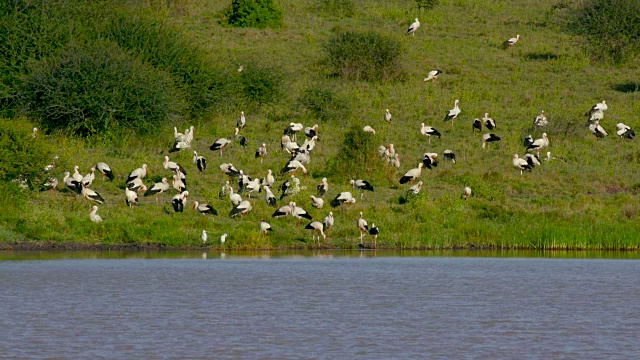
[328,124,379,178]
[324,31,404,81]
[564,0,640,63]
[21,42,185,137]
[316,0,355,18]
[298,87,351,122]
[223,0,283,29]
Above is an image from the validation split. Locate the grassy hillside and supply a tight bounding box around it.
[1,0,640,250]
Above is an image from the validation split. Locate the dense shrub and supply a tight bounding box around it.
[0,118,54,189]
[224,0,283,29]
[21,42,186,136]
[328,124,378,177]
[238,64,283,105]
[316,0,355,18]
[416,0,439,11]
[565,0,640,63]
[298,87,351,122]
[324,31,404,81]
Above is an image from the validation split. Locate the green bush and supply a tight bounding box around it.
[20,42,186,136]
[316,0,355,18]
[328,124,378,177]
[565,0,640,63]
[238,64,283,105]
[298,87,351,122]
[416,0,439,11]
[224,0,283,29]
[324,31,404,81]
[0,118,54,189]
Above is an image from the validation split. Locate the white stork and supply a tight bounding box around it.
[483,113,496,130]
[281,135,300,154]
[237,111,246,129]
[89,205,103,223]
[462,187,472,200]
[399,163,423,184]
[317,177,329,197]
[423,70,442,82]
[171,191,189,212]
[230,200,252,218]
[444,99,461,127]
[125,187,139,207]
[260,220,272,237]
[63,172,82,195]
[219,163,240,178]
[284,123,304,141]
[193,201,218,216]
[81,184,104,204]
[385,109,392,123]
[310,195,324,209]
[422,152,438,170]
[589,120,608,138]
[586,100,607,123]
[526,133,549,155]
[193,151,206,172]
[263,185,277,207]
[255,143,267,163]
[144,178,170,204]
[389,153,401,168]
[330,192,356,208]
[291,202,313,226]
[443,150,456,163]
[82,167,95,188]
[482,133,502,149]
[523,153,541,168]
[280,159,307,177]
[406,18,420,36]
[272,202,293,218]
[363,125,376,134]
[72,166,83,183]
[616,123,635,139]
[502,34,520,49]
[43,177,58,195]
[369,224,379,249]
[96,162,114,180]
[409,181,423,194]
[210,138,232,156]
[533,110,548,127]
[323,212,335,236]
[512,154,533,175]
[305,221,326,245]
[233,127,247,147]
[420,123,441,144]
[472,118,482,132]
[126,164,148,184]
[229,187,242,206]
[304,124,319,139]
[357,212,369,243]
[164,156,186,175]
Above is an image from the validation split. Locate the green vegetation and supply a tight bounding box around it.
[1,0,640,250]
[563,0,640,63]
[324,31,404,81]
[223,0,283,29]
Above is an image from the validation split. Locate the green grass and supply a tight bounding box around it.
[1,0,640,250]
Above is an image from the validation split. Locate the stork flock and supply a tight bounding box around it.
[21,20,636,250]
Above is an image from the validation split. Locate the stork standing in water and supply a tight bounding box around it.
[406,18,420,36]
[369,224,379,249]
[357,212,369,244]
[444,99,461,127]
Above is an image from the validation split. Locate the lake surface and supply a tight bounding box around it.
[1,251,640,359]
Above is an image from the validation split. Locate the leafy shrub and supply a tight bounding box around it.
[224,0,283,29]
[324,31,404,81]
[564,0,640,63]
[416,0,439,11]
[238,64,283,105]
[21,42,186,136]
[317,0,355,18]
[0,118,54,188]
[298,87,351,122]
[328,124,379,177]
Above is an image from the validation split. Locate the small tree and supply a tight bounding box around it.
[224,0,283,29]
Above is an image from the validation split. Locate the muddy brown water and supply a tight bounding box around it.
[1,250,639,358]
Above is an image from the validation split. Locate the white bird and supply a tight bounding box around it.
[144,178,170,204]
[44,156,58,172]
[472,118,482,132]
[526,133,549,155]
[272,203,293,218]
[422,152,438,170]
[72,166,83,183]
[533,110,548,127]
[482,133,502,149]
[260,220,272,237]
[284,123,304,141]
[304,124,319,139]
[263,169,275,187]
[483,113,496,130]
[317,177,329,197]
[233,127,247,147]
[281,135,300,154]
[237,111,246,129]
[406,18,420,36]
[280,159,307,177]
[330,192,356,208]
[409,181,423,194]
[291,202,313,226]
[462,187,472,201]
[423,70,442,82]
[502,34,520,49]
[125,187,139,207]
[263,185,277,207]
[89,205,103,223]
[369,223,379,249]
[95,162,114,180]
[201,230,208,244]
[126,164,148,184]
[363,125,376,134]
[172,173,186,193]
[357,212,369,243]
[305,221,326,245]
[323,212,335,236]
[219,163,240,178]
[350,179,374,200]
[32,127,37,138]
[302,136,318,152]
[443,150,456,164]
[589,120,608,138]
[310,195,324,209]
[524,135,534,148]
[174,126,186,142]
[420,123,441,144]
[63,172,82,195]
[171,191,189,212]
[220,233,228,245]
[43,177,58,195]
[389,153,401,168]
[242,178,261,198]
[586,100,608,123]
[82,167,95,188]
[193,151,206,172]
[193,201,218,216]
[616,123,635,139]
[164,156,186,175]
[82,184,105,204]
[512,154,533,175]
[385,109,392,123]
[230,200,252,218]
[210,138,232,156]
[523,153,541,167]
[444,99,461,127]
[399,163,423,184]
[229,187,242,206]
[255,143,267,163]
